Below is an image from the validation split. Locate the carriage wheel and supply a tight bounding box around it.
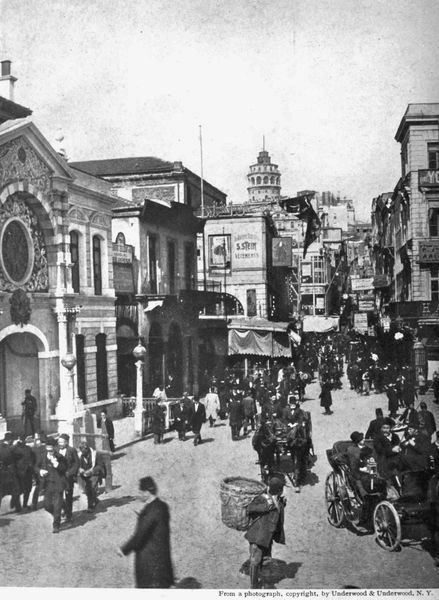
[373,501,401,551]
[325,471,345,527]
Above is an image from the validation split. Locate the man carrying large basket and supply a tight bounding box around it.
[244,476,286,588]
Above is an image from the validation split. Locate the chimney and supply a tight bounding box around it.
[0,60,17,102]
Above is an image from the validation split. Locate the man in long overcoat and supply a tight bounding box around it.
[0,432,22,512]
[189,396,206,445]
[34,437,67,533]
[119,476,174,588]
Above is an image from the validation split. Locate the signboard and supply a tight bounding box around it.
[351,277,374,291]
[113,263,135,293]
[301,262,312,283]
[300,286,326,295]
[113,242,134,264]
[315,296,325,309]
[373,274,390,288]
[208,234,231,272]
[419,241,439,263]
[354,312,368,333]
[272,237,292,267]
[233,232,261,270]
[359,300,375,312]
[419,169,439,189]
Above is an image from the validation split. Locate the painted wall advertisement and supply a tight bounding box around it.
[208,235,231,272]
[233,232,261,269]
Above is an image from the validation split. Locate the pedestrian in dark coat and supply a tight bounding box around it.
[417,401,437,439]
[229,395,244,440]
[152,400,167,444]
[78,442,107,512]
[21,389,37,437]
[57,433,79,522]
[0,433,22,512]
[386,384,399,418]
[173,399,190,441]
[189,396,206,445]
[100,409,115,453]
[242,392,256,435]
[319,381,333,415]
[13,436,35,509]
[34,437,67,533]
[119,477,174,589]
[244,476,286,588]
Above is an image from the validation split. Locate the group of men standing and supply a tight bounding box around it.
[0,429,108,533]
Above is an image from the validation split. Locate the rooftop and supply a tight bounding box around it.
[395,103,439,142]
[69,156,176,176]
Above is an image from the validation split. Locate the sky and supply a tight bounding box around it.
[1,0,439,220]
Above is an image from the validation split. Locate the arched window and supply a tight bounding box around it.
[263,176,269,184]
[270,176,275,184]
[70,230,80,293]
[256,176,261,185]
[116,232,125,245]
[96,333,108,400]
[276,177,280,185]
[93,235,102,295]
[251,177,255,185]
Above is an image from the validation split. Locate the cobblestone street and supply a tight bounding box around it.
[1,378,439,588]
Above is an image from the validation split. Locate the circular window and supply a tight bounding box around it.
[0,219,34,285]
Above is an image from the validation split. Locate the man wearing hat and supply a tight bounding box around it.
[118,476,174,588]
[346,431,365,478]
[12,435,35,511]
[189,395,206,446]
[57,433,79,522]
[77,441,106,512]
[244,475,287,589]
[34,437,67,533]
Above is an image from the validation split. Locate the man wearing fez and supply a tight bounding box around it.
[118,476,174,589]
[34,437,67,533]
[57,433,79,523]
[189,395,206,446]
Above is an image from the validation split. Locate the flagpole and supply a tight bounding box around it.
[199,125,207,291]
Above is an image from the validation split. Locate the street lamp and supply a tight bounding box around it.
[61,352,77,405]
[132,340,147,436]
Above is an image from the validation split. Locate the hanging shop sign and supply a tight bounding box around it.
[373,274,390,288]
[354,312,368,333]
[351,277,374,291]
[358,300,375,312]
[419,241,439,263]
[419,169,439,189]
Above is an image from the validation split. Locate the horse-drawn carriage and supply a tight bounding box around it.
[325,439,439,552]
[253,409,313,490]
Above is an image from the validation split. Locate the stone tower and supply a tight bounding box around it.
[247,142,281,203]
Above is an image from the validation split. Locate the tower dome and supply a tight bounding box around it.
[247,144,281,203]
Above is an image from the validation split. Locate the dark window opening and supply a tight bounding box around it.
[76,334,86,402]
[93,235,102,295]
[96,333,108,401]
[70,231,80,293]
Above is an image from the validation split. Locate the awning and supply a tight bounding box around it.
[144,300,164,312]
[228,328,291,357]
[302,315,339,333]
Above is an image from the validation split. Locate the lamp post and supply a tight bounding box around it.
[133,340,147,436]
[59,352,77,431]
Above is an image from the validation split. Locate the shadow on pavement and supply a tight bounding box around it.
[0,517,13,527]
[175,577,203,588]
[111,452,126,460]
[199,438,214,444]
[63,495,136,530]
[240,558,302,587]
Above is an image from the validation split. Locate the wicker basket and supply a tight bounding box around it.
[220,476,266,531]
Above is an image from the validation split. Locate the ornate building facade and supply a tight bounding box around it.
[0,117,118,434]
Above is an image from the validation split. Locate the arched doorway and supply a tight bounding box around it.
[198,334,216,394]
[0,332,41,433]
[149,322,164,392]
[166,323,183,396]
